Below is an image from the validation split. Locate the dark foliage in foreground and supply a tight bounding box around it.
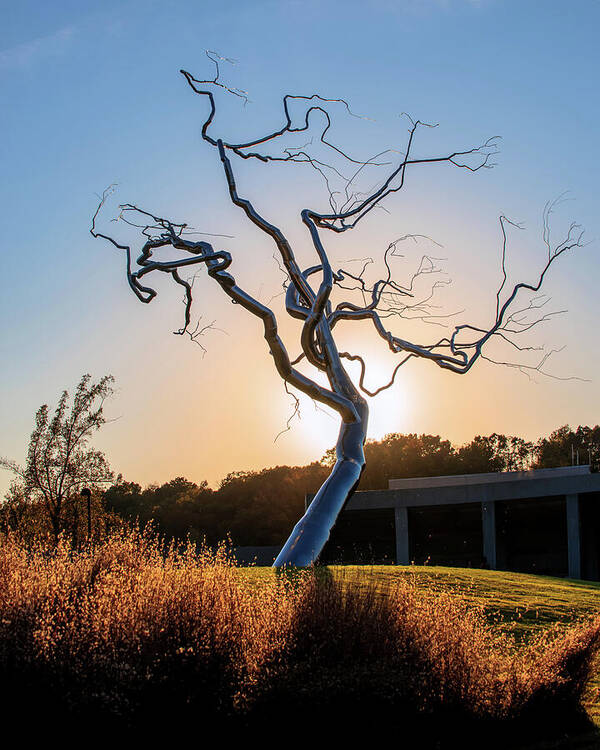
[1,530,598,745]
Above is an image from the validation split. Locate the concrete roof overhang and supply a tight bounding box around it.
[345,468,600,511]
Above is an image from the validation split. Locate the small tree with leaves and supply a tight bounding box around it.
[92,53,584,566]
[1,374,115,540]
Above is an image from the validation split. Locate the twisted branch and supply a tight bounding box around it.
[91,197,359,423]
[94,57,582,418]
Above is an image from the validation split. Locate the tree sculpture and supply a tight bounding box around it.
[92,54,583,566]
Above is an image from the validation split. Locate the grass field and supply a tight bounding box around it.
[241,564,600,746]
[241,564,600,638]
[3,532,600,747]
[357,567,600,727]
[337,566,600,635]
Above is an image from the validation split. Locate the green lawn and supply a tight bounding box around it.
[243,564,600,635]
[242,564,600,746]
[339,566,600,635]
[341,565,600,735]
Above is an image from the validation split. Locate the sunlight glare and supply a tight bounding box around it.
[291,357,415,454]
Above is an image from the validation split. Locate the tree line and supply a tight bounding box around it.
[99,426,599,546]
[2,375,599,546]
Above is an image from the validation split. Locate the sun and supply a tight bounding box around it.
[290,356,414,451]
[355,358,413,441]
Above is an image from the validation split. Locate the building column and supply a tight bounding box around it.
[481,501,497,570]
[566,493,581,579]
[395,506,409,565]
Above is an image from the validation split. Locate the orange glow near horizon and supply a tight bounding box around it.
[1,2,598,502]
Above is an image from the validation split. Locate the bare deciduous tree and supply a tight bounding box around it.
[91,54,583,566]
[1,374,115,539]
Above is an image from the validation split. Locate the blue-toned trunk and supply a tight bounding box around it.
[274,400,368,567]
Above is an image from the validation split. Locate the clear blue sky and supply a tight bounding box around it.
[1,0,599,494]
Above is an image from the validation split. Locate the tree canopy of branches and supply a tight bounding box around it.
[91,53,583,566]
[0,374,115,540]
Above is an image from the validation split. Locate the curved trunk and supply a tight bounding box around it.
[274,399,369,567]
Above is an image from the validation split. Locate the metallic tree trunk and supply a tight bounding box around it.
[92,69,571,574]
[274,400,368,567]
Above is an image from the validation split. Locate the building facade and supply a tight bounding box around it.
[319,465,600,580]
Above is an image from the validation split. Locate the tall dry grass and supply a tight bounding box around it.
[0,528,598,742]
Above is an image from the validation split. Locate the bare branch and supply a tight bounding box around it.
[93,59,584,568]
[339,351,412,397]
[328,207,584,383]
[91,197,359,423]
[481,348,590,384]
[274,381,301,442]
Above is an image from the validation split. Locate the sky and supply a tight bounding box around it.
[1,0,599,495]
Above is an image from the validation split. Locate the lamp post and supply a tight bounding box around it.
[81,487,92,540]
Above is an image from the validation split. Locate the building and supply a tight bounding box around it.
[319,465,600,580]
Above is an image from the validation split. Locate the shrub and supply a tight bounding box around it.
[0,529,598,743]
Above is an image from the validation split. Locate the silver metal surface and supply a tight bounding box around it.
[92,55,583,567]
